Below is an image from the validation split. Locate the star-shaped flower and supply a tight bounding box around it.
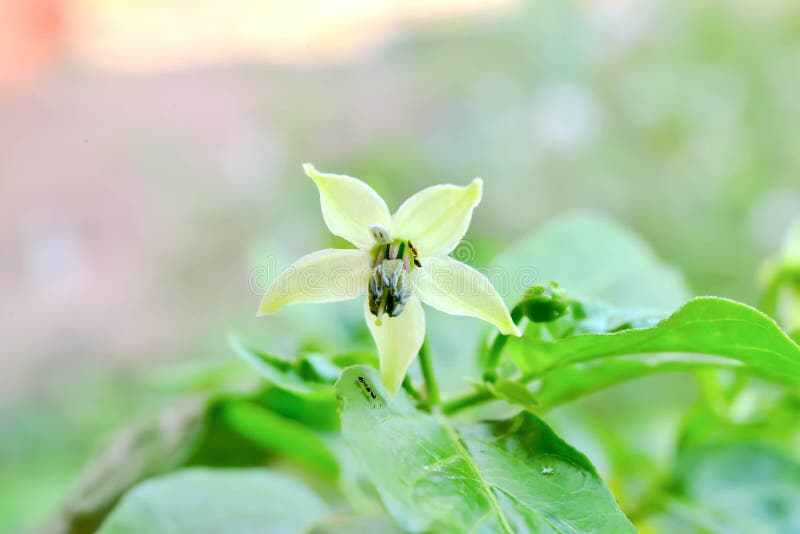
[258,164,520,394]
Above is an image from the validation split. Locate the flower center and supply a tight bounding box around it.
[368,235,420,326]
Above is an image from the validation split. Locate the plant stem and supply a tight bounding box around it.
[401,376,422,401]
[442,369,544,415]
[441,390,493,415]
[483,305,524,379]
[418,339,440,405]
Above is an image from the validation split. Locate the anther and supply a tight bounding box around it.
[369,225,392,245]
[367,257,413,323]
[388,242,400,260]
[408,240,422,268]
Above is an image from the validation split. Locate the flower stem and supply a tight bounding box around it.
[418,339,440,405]
[482,305,524,380]
[442,369,543,415]
[441,390,492,415]
[401,375,422,401]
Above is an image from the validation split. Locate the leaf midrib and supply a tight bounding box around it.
[437,415,514,534]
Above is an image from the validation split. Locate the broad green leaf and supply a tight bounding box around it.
[336,366,635,533]
[509,297,800,388]
[219,399,339,479]
[51,400,206,534]
[49,387,341,533]
[98,468,331,534]
[647,443,800,533]
[562,299,666,335]
[493,212,689,311]
[530,358,726,409]
[307,513,404,533]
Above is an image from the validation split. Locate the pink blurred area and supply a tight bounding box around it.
[0,0,511,402]
[0,0,65,91]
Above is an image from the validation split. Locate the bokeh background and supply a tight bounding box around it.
[2,0,800,531]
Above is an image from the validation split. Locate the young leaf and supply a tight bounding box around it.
[97,468,331,534]
[230,336,334,401]
[336,366,636,533]
[231,336,379,402]
[486,379,539,410]
[509,297,800,388]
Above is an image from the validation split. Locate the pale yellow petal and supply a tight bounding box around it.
[304,163,391,250]
[364,295,425,396]
[413,256,520,336]
[391,178,482,257]
[258,249,371,315]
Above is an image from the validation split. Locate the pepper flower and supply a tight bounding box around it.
[258,164,520,394]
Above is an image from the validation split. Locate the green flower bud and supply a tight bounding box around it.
[518,282,570,323]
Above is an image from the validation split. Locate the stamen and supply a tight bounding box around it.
[369,225,392,245]
[367,257,413,322]
[388,242,400,260]
[368,269,383,315]
[373,245,386,267]
[408,240,422,268]
[402,243,411,271]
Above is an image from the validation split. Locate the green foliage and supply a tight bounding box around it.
[507,297,800,408]
[336,366,636,533]
[219,399,339,479]
[33,213,800,533]
[97,469,331,534]
[46,400,206,534]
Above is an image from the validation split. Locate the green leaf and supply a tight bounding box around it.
[219,399,339,479]
[509,298,800,392]
[307,514,404,533]
[51,400,206,534]
[231,336,378,402]
[485,379,539,411]
[649,443,800,533]
[98,468,331,534]
[231,337,334,401]
[494,212,689,311]
[530,359,724,409]
[336,366,635,534]
[256,387,341,432]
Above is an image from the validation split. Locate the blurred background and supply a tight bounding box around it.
[1,0,800,531]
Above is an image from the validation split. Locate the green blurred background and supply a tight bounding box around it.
[1,0,799,531]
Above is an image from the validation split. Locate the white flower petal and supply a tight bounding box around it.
[364,295,425,396]
[413,256,520,336]
[304,163,391,250]
[258,249,371,315]
[391,178,482,257]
